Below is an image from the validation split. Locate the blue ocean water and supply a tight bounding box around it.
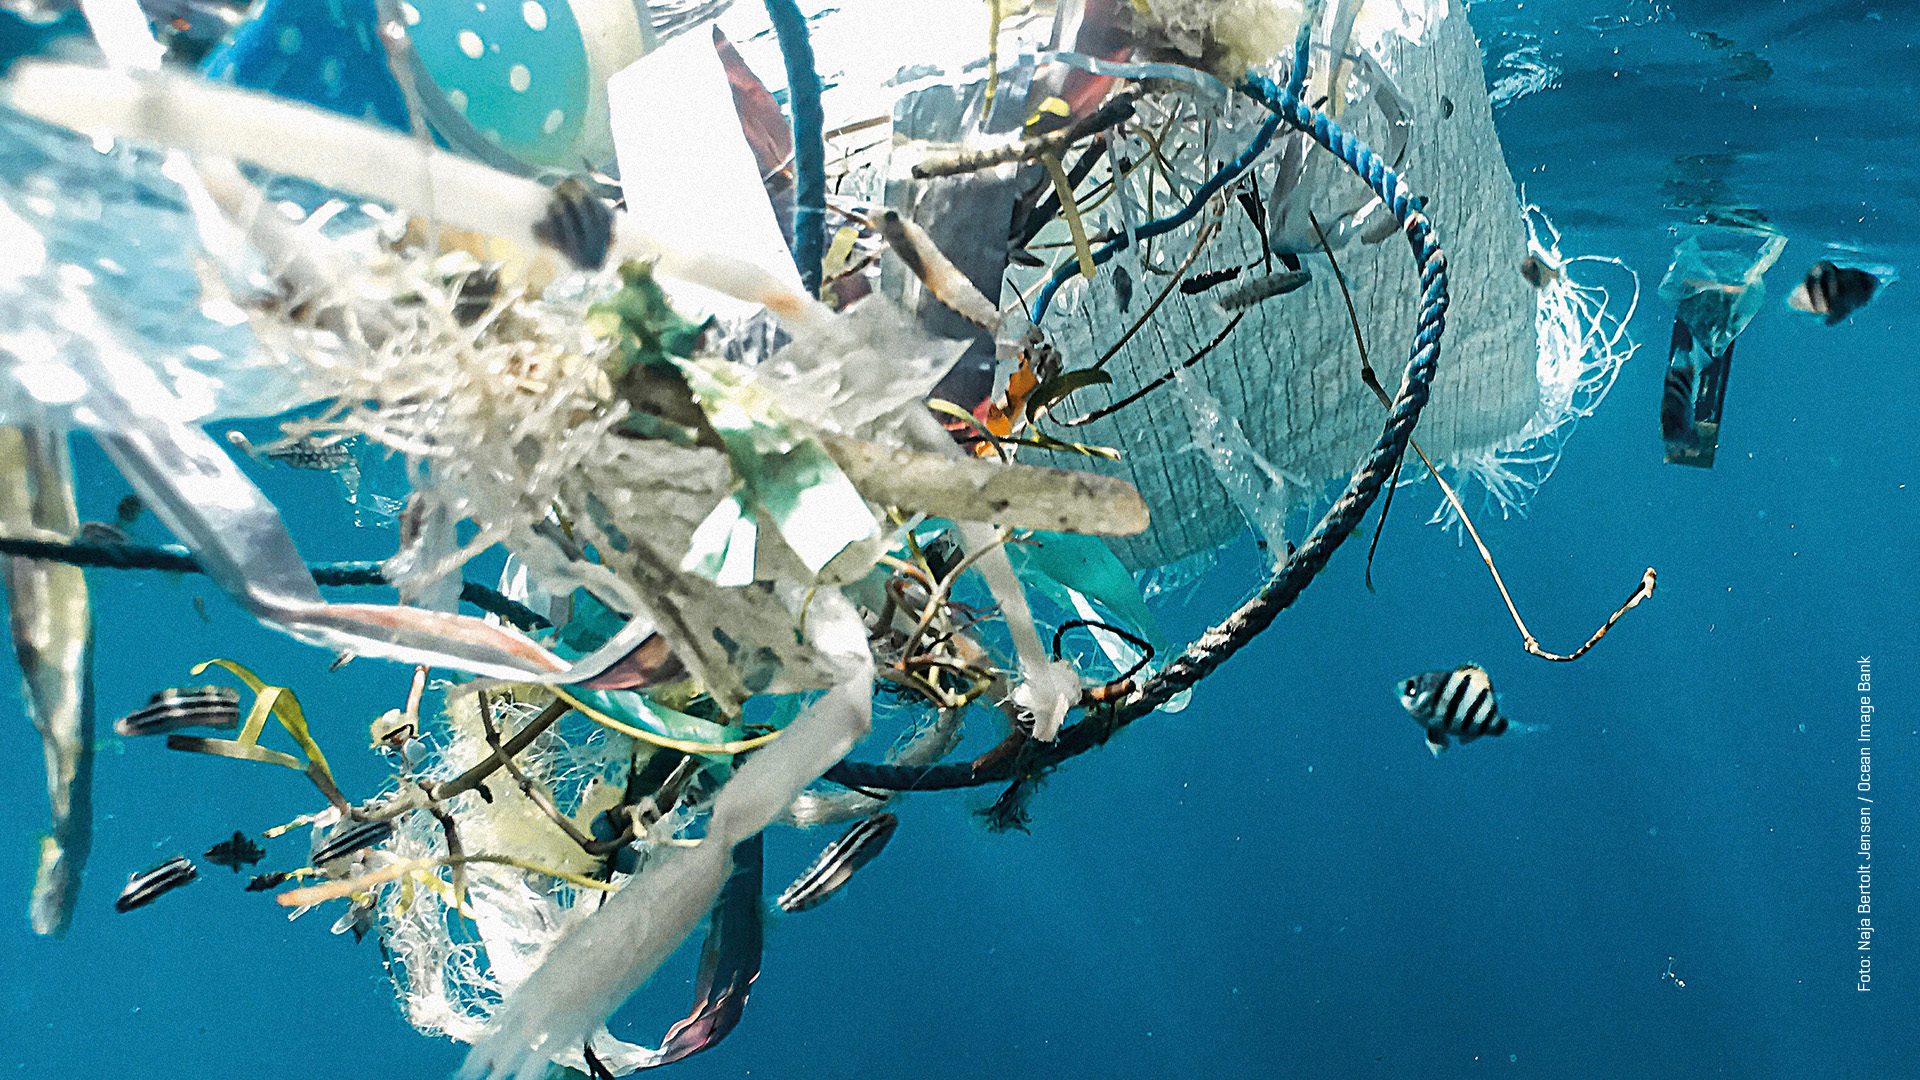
[0,1,1913,1078]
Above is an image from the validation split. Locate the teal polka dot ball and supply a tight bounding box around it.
[404,0,654,171]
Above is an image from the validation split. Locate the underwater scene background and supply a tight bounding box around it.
[0,0,1914,1078]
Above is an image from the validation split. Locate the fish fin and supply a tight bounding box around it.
[1426,729,1447,757]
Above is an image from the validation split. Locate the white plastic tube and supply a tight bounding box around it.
[459,589,875,1080]
[3,62,828,330]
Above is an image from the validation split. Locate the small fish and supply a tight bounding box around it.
[1677,278,1745,297]
[1519,254,1560,289]
[191,595,211,623]
[369,708,416,752]
[114,495,144,527]
[1661,363,1696,442]
[1112,263,1133,312]
[245,871,290,892]
[1397,664,1510,757]
[777,812,898,913]
[225,430,353,471]
[533,177,614,271]
[273,437,355,472]
[877,210,999,332]
[1180,266,1243,295]
[1215,269,1312,312]
[451,265,500,327]
[1440,95,1455,119]
[311,818,393,866]
[1788,260,1880,325]
[204,831,264,873]
[114,686,240,737]
[115,855,197,912]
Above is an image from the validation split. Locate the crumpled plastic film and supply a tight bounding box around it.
[1657,218,1786,357]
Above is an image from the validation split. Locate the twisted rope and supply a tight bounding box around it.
[763,0,827,298]
[825,73,1450,792]
[0,535,551,631]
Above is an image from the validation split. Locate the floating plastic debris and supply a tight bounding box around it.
[0,0,1663,1073]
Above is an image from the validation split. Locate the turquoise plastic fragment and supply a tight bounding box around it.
[1008,530,1169,652]
[566,685,744,756]
[203,0,411,129]
[553,588,628,655]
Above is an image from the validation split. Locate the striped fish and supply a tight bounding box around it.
[114,855,197,913]
[776,812,898,913]
[311,818,394,866]
[113,686,240,737]
[1788,260,1880,325]
[1397,664,1510,757]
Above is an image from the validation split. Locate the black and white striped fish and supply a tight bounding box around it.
[776,812,898,913]
[1788,260,1880,325]
[311,818,394,866]
[1397,664,1510,757]
[114,855,197,913]
[114,686,240,737]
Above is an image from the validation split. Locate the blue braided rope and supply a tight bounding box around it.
[764,0,827,298]
[825,72,1451,793]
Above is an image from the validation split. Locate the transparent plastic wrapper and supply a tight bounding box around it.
[1657,217,1786,357]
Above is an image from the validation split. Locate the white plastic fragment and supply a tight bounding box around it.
[607,31,804,321]
[958,523,1079,742]
[76,0,164,72]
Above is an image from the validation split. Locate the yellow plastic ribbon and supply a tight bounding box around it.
[1040,151,1097,280]
[550,686,780,757]
[166,659,349,810]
